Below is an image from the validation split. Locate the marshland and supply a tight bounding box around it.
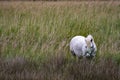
[0,1,120,80]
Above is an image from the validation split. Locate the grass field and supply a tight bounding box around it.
[0,1,120,80]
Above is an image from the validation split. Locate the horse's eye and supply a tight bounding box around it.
[91,39,93,42]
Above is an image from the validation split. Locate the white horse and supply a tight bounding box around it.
[70,34,97,59]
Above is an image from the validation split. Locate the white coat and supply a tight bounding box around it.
[70,35,97,58]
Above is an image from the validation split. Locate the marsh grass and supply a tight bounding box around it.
[0,1,120,80]
[0,55,120,80]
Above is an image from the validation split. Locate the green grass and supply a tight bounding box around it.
[0,2,120,61]
[0,2,120,62]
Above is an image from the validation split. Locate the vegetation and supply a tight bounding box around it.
[0,0,117,1]
[0,1,120,80]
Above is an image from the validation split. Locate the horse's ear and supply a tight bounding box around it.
[85,38,88,43]
[85,38,91,48]
[85,38,88,45]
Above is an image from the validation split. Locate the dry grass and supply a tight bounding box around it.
[0,56,120,80]
[0,1,120,80]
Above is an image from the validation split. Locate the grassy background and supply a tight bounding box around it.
[0,1,120,80]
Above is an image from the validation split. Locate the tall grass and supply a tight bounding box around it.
[0,1,120,80]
